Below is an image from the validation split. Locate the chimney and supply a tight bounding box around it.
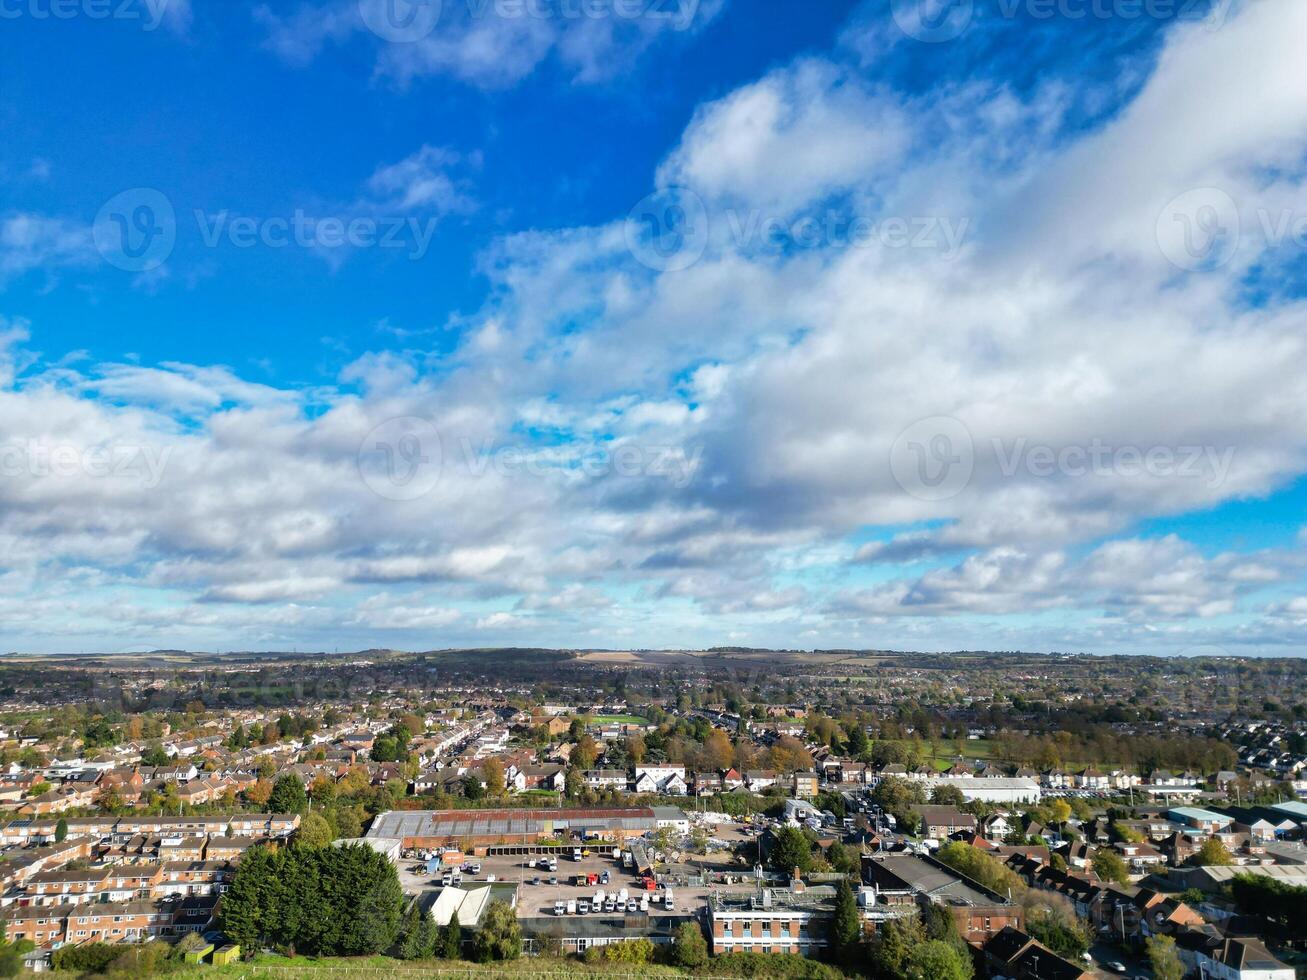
[791,868,805,893]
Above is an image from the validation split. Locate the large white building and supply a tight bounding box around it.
[919,777,1041,804]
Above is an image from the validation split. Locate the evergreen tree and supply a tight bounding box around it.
[831,878,861,960]
[54,818,67,843]
[441,909,462,959]
[769,825,814,873]
[268,774,309,814]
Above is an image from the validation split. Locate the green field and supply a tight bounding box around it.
[169,954,689,978]
[590,715,650,725]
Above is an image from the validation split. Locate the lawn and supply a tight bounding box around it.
[589,715,650,725]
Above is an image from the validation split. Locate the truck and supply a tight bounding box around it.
[593,890,605,907]
[586,872,599,887]
[618,888,629,902]
[640,894,650,912]
[554,901,566,916]
[566,899,577,915]
[577,900,590,914]
[663,888,675,907]
[572,847,582,861]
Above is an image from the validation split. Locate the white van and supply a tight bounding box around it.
[554,901,566,916]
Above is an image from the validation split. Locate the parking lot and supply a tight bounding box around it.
[397,845,717,920]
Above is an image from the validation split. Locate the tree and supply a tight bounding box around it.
[564,767,583,799]
[670,921,709,968]
[767,734,814,773]
[1024,894,1091,959]
[441,909,462,959]
[54,818,67,843]
[481,757,506,797]
[930,784,966,807]
[703,729,735,771]
[1192,837,1234,866]
[244,778,273,807]
[906,939,973,980]
[847,724,870,759]
[1049,799,1072,825]
[268,774,309,814]
[768,825,814,874]
[1146,934,1184,980]
[219,842,403,957]
[936,842,1026,897]
[471,900,520,963]
[871,775,928,830]
[625,732,646,765]
[572,735,599,771]
[463,773,485,801]
[831,879,861,961]
[1092,848,1130,886]
[397,904,435,960]
[296,812,333,849]
[140,742,169,767]
[871,914,926,978]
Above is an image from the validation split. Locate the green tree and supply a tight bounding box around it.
[1092,848,1130,886]
[906,939,973,980]
[397,904,434,960]
[831,878,861,961]
[670,921,709,968]
[54,818,67,843]
[936,842,1026,897]
[930,784,967,807]
[471,900,521,963]
[870,912,926,978]
[296,812,333,849]
[1191,837,1234,866]
[268,774,309,814]
[442,909,462,959]
[769,825,814,874]
[1146,934,1184,980]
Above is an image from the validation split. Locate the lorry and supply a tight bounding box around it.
[572,847,582,861]
[566,899,576,915]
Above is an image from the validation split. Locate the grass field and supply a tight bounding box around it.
[168,954,689,979]
[590,715,650,725]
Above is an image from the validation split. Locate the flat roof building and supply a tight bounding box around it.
[367,808,657,850]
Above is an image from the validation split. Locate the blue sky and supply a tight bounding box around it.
[1,0,1305,656]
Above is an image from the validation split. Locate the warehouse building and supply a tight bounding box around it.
[367,808,657,851]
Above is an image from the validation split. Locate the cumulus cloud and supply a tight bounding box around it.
[5,0,1307,654]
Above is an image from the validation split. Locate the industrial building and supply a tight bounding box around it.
[366,808,657,851]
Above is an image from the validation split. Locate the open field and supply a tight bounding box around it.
[168,954,691,978]
[590,715,650,725]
